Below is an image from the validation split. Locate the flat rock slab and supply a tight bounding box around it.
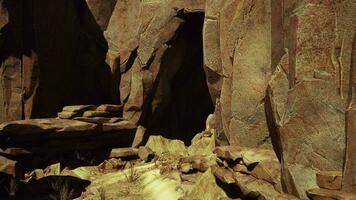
[83,111,111,117]
[317,171,342,190]
[0,119,98,136]
[307,188,356,200]
[102,121,137,132]
[73,117,123,124]
[0,119,137,153]
[96,104,123,112]
[62,105,96,112]
[58,111,79,119]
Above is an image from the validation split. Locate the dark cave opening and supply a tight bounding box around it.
[144,12,215,145]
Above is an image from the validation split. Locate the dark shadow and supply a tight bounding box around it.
[142,12,214,145]
[0,172,90,200]
[1,0,115,118]
[30,0,115,118]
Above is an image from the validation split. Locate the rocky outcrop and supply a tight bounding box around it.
[104,0,213,143]
[0,108,138,154]
[264,1,356,199]
[204,0,274,148]
[342,29,356,193]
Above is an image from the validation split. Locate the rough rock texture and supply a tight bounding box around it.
[0,57,22,122]
[204,0,274,148]
[104,0,213,143]
[104,0,274,148]
[265,1,356,198]
[342,29,356,193]
[1,0,356,198]
[317,171,342,190]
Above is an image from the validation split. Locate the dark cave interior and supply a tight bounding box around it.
[143,12,215,145]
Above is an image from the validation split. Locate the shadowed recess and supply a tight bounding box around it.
[143,12,214,145]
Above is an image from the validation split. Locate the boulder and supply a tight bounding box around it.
[138,146,154,162]
[145,135,188,156]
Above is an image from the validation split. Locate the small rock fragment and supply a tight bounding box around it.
[96,104,123,112]
[275,193,300,200]
[232,163,250,174]
[138,146,154,161]
[44,163,61,176]
[57,111,78,119]
[83,110,110,117]
[62,105,96,112]
[109,147,139,158]
[180,163,192,173]
[316,171,342,190]
[132,125,146,148]
[0,156,17,176]
[214,146,246,161]
[145,135,188,156]
[212,165,235,184]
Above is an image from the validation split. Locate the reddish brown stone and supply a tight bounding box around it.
[317,171,342,190]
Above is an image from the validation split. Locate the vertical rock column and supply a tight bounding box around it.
[1,57,22,122]
[204,0,274,148]
[266,1,351,199]
[342,31,356,193]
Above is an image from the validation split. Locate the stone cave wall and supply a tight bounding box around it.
[1,0,356,197]
[101,0,356,198]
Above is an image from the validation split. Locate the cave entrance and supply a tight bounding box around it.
[145,12,214,145]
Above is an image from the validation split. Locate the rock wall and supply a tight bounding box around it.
[1,0,356,198]
[104,0,212,143]
[204,0,274,148]
[266,1,356,198]
[101,0,356,198]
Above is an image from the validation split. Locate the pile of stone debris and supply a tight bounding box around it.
[0,107,356,200]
